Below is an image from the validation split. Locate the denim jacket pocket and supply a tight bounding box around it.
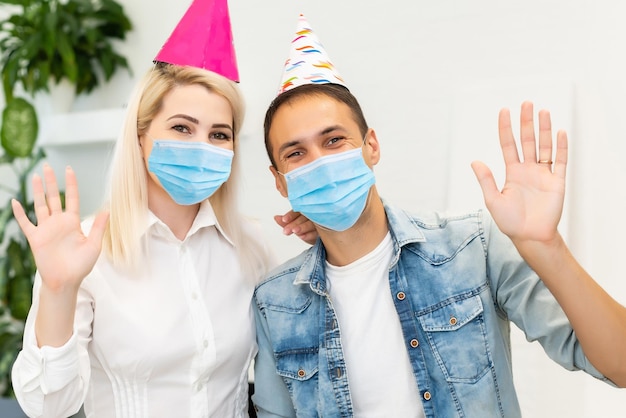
[276,349,319,382]
[418,294,492,383]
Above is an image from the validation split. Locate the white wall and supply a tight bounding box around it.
[29,0,626,416]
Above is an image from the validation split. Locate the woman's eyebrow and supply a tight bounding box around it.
[166,114,199,124]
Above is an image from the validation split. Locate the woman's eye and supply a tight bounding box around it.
[172,124,190,134]
[210,132,232,141]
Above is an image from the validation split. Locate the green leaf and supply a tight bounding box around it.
[0,255,8,304]
[42,11,57,58]
[1,97,38,158]
[8,274,32,320]
[56,31,78,83]
[0,199,14,243]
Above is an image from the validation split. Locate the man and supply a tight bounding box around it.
[252,15,625,418]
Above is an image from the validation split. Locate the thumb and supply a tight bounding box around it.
[87,211,110,250]
[471,161,499,208]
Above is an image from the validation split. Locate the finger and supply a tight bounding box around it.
[42,164,63,214]
[519,101,537,164]
[274,214,288,228]
[32,172,50,221]
[86,211,110,251]
[297,230,318,246]
[471,161,499,209]
[283,213,310,230]
[498,108,520,165]
[11,198,36,238]
[553,130,568,180]
[537,109,553,167]
[64,166,80,215]
[295,219,316,236]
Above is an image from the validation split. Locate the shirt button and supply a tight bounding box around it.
[203,340,209,348]
[410,338,419,348]
[396,291,406,301]
[192,292,199,300]
[297,369,306,378]
[423,391,432,401]
[449,316,457,326]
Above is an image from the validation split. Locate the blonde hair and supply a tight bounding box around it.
[102,63,271,281]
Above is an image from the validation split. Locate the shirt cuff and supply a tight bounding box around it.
[19,332,80,395]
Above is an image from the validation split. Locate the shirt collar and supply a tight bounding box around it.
[145,200,234,245]
[293,199,426,291]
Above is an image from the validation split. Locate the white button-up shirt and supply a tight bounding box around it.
[12,201,267,417]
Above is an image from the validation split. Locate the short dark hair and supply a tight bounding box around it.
[263,83,369,168]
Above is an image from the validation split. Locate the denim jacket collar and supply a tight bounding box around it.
[293,199,427,295]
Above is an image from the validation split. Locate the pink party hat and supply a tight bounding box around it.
[277,14,346,95]
[154,0,239,82]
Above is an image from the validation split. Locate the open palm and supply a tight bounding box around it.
[11,165,109,292]
[471,102,568,243]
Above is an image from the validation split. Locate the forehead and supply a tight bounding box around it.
[269,94,356,143]
[158,84,232,121]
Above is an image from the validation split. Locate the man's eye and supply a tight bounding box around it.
[327,136,344,145]
[285,150,303,159]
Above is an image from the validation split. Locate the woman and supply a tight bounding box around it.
[10,62,313,417]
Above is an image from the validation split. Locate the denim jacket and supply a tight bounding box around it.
[252,201,608,418]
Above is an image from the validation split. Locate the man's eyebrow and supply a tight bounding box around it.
[320,125,344,135]
[278,140,301,155]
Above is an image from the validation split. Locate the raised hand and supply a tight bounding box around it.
[12,164,109,293]
[471,101,568,243]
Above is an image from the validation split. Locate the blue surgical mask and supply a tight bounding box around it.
[282,147,375,231]
[148,139,233,205]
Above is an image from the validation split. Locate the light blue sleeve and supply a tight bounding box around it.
[252,298,297,418]
[482,212,613,384]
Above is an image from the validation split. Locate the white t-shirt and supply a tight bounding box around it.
[326,232,425,418]
[12,201,268,418]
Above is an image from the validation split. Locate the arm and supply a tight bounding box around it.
[472,101,626,387]
[252,300,297,418]
[11,274,93,417]
[11,164,108,348]
[10,165,108,415]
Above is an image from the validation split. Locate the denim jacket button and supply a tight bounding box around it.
[423,391,432,401]
[396,291,406,300]
[297,369,306,377]
[449,316,458,326]
[410,338,419,348]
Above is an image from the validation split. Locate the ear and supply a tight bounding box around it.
[364,128,381,166]
[269,165,289,198]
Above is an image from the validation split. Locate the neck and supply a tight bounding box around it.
[147,180,200,241]
[319,188,388,267]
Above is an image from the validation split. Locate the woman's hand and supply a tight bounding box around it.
[12,164,109,293]
[274,210,318,245]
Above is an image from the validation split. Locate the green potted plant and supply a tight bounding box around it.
[0,0,133,399]
[0,0,133,103]
[0,96,41,397]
